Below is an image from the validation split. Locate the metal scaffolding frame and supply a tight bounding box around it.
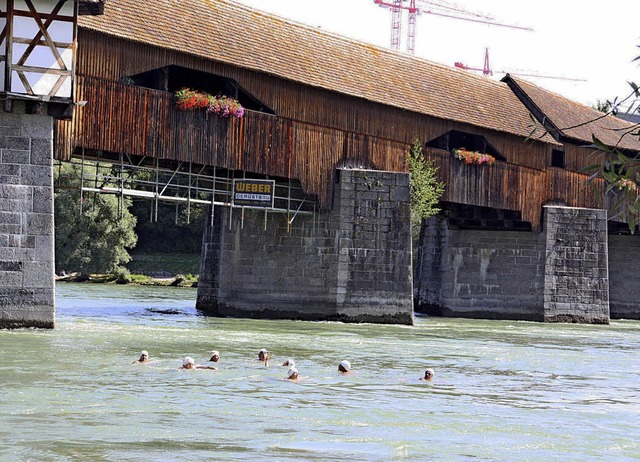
[55,151,318,229]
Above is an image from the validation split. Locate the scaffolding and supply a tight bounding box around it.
[55,151,318,230]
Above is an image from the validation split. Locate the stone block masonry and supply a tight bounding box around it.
[197,168,414,324]
[0,112,55,328]
[542,206,609,323]
[607,234,640,320]
[415,206,610,323]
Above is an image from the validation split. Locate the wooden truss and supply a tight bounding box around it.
[1,0,76,100]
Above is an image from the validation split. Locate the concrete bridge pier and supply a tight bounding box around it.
[0,110,56,328]
[415,205,610,323]
[196,168,414,324]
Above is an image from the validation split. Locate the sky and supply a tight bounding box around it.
[235,0,640,110]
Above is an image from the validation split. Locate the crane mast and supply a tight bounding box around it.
[374,0,532,55]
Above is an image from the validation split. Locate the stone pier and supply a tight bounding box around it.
[197,168,414,324]
[415,206,610,323]
[0,111,56,328]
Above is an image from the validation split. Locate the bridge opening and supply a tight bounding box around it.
[124,65,274,114]
[441,202,532,231]
[55,151,318,229]
[425,130,505,161]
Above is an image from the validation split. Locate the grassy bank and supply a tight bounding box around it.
[127,253,201,278]
[56,253,201,288]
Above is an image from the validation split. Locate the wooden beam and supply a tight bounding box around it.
[16,70,34,95]
[4,0,13,93]
[13,37,72,48]
[12,10,73,21]
[48,74,68,96]
[23,0,67,70]
[12,64,72,75]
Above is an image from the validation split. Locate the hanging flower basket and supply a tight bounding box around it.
[452,148,496,165]
[175,88,245,118]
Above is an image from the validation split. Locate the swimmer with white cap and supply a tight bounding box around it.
[282,358,295,367]
[421,368,434,381]
[338,360,351,374]
[209,350,220,362]
[258,348,271,367]
[180,356,217,370]
[132,350,149,364]
[286,367,299,381]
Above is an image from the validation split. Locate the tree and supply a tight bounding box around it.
[584,81,640,231]
[54,163,138,275]
[407,140,445,240]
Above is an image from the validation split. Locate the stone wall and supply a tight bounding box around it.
[415,206,610,323]
[541,206,609,323]
[197,168,414,324]
[0,111,55,328]
[415,217,546,320]
[608,234,640,320]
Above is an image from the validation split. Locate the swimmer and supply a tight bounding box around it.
[132,350,149,364]
[338,360,351,374]
[209,350,220,362]
[286,366,299,381]
[258,348,271,367]
[180,356,217,370]
[420,368,434,381]
[282,358,295,367]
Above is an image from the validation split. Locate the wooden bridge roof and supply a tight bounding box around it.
[77,0,556,144]
[504,75,640,152]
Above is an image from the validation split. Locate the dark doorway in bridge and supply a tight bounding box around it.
[124,65,274,114]
[441,202,532,231]
[425,130,505,161]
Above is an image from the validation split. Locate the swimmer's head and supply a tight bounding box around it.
[183,357,195,369]
[258,349,270,361]
[287,367,299,380]
[338,360,351,373]
[209,350,220,362]
[139,350,149,361]
[424,368,434,380]
[282,358,295,367]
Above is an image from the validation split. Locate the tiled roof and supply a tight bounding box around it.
[504,75,640,152]
[78,0,554,143]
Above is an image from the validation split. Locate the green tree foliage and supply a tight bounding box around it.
[54,163,138,275]
[408,140,445,239]
[583,78,640,230]
[131,200,205,254]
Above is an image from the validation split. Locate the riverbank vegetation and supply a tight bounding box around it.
[54,163,203,286]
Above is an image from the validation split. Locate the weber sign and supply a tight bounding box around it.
[232,179,275,208]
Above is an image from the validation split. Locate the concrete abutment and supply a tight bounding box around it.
[196,168,414,324]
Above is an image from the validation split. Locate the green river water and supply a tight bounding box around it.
[0,283,638,461]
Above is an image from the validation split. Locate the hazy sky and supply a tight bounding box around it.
[236,0,640,109]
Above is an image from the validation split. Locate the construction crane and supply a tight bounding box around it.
[374,0,532,55]
[454,47,493,76]
[455,48,587,82]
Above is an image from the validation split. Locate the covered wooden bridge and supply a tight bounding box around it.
[7,0,639,325]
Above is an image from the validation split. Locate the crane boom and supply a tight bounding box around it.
[374,0,532,54]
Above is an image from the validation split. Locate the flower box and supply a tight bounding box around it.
[452,148,496,165]
[175,88,245,118]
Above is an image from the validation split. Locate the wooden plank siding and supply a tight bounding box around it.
[53,29,609,228]
[72,30,552,168]
[424,148,607,231]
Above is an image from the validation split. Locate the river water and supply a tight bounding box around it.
[1,283,638,461]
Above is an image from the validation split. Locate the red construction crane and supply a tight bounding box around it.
[454,47,493,76]
[455,48,587,82]
[374,0,532,55]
